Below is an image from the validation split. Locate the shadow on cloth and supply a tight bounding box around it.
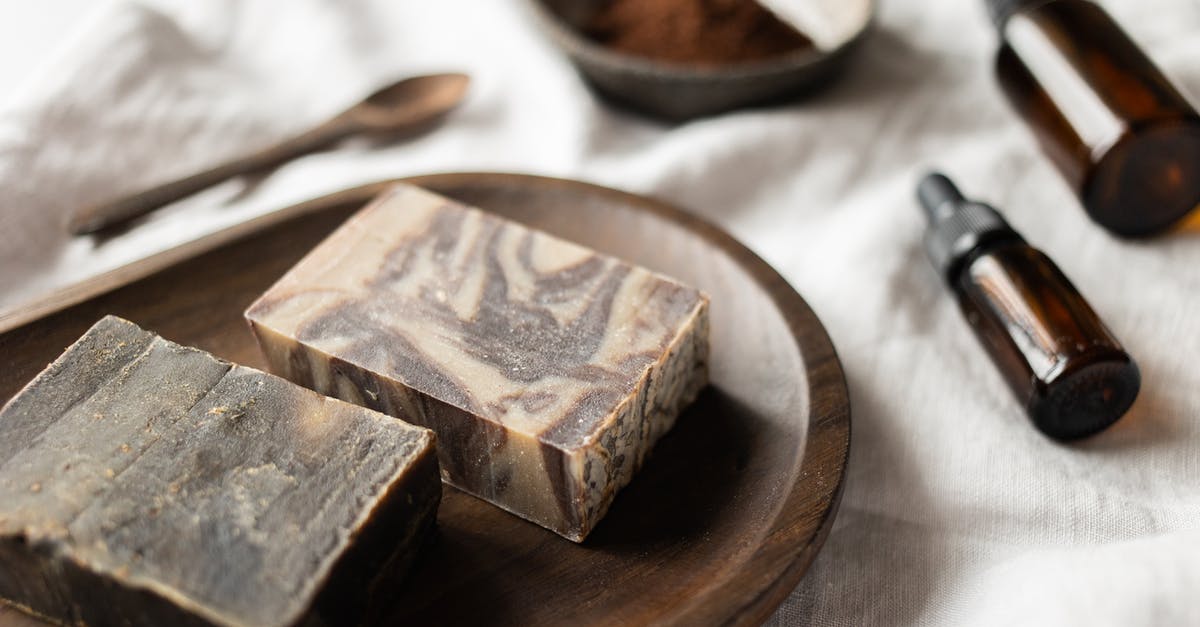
[1074,355,1187,453]
[579,24,952,226]
[768,368,953,626]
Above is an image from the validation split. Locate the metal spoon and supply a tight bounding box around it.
[67,72,471,235]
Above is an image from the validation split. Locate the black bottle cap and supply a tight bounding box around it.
[916,173,1022,282]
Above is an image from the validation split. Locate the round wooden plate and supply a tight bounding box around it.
[0,173,849,626]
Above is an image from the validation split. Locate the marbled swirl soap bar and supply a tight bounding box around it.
[0,316,439,627]
[246,184,709,542]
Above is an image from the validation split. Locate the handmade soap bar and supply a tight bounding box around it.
[245,184,709,542]
[0,316,439,627]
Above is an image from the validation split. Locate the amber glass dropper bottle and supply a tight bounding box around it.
[917,172,1140,440]
[987,0,1200,237]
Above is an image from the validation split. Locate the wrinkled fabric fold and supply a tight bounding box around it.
[2,0,1199,624]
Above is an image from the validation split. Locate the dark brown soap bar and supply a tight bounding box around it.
[0,316,439,627]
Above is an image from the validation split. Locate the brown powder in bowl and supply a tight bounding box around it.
[583,0,813,67]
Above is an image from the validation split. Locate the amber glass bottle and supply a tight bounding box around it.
[988,0,1200,237]
[917,173,1140,440]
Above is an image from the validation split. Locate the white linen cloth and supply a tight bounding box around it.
[2,0,1199,624]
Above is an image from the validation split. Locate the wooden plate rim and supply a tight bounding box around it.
[0,172,850,626]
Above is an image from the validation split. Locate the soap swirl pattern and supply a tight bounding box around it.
[246,185,709,541]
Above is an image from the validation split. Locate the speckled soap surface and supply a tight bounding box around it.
[0,316,440,627]
[246,184,709,541]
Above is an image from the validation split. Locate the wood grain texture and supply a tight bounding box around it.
[0,173,850,626]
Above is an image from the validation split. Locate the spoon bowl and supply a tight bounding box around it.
[354,73,472,129]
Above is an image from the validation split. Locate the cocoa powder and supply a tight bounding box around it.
[583,0,812,67]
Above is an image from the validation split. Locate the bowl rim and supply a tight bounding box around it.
[524,0,877,80]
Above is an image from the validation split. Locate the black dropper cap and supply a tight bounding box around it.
[916,173,1022,282]
[983,0,1049,29]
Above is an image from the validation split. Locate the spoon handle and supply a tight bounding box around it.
[67,116,356,236]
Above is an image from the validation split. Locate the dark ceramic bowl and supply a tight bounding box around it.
[525,0,876,120]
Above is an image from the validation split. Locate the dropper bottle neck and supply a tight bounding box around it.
[916,173,1022,282]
